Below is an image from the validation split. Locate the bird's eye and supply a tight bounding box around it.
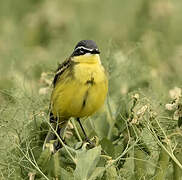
[79,48,84,54]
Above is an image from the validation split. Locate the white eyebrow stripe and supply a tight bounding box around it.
[74,46,94,52]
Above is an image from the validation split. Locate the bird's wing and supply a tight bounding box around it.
[52,58,72,87]
[50,58,74,122]
[44,58,74,151]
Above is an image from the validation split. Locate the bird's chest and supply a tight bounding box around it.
[69,63,107,117]
[74,63,104,84]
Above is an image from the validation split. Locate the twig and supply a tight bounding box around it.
[47,121,76,164]
[71,118,82,142]
[16,145,49,180]
[146,119,182,170]
[107,95,115,139]
[109,138,139,166]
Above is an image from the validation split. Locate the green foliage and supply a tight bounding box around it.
[74,146,102,180]
[1,0,182,179]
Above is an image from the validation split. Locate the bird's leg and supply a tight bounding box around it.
[76,118,88,141]
[54,125,62,150]
[76,118,96,149]
[76,118,90,143]
[43,121,66,152]
[54,121,68,150]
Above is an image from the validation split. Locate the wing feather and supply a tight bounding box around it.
[52,58,72,87]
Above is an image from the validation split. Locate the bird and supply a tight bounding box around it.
[43,40,108,152]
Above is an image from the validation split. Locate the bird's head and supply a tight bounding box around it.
[71,40,101,64]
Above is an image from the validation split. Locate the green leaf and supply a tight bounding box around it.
[100,138,115,157]
[114,144,124,159]
[74,146,101,180]
[37,147,52,173]
[59,168,74,180]
[88,167,105,180]
[37,149,74,179]
[154,147,169,180]
[49,151,61,178]
[105,165,118,180]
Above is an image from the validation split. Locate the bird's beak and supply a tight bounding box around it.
[91,49,100,54]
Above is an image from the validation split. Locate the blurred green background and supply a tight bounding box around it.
[0,0,182,179]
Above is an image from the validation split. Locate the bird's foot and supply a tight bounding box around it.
[85,137,96,149]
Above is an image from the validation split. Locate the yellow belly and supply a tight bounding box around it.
[51,62,108,121]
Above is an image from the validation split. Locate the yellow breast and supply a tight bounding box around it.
[51,54,108,121]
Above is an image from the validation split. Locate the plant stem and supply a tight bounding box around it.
[47,122,76,164]
[16,145,49,180]
[71,118,82,142]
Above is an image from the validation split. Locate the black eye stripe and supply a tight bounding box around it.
[76,48,91,54]
[71,46,100,56]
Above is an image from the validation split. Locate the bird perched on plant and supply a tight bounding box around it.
[43,40,108,151]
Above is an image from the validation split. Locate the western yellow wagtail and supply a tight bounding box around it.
[43,40,108,151]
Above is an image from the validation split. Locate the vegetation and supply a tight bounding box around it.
[0,0,182,179]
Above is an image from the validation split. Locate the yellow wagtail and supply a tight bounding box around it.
[44,40,108,151]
